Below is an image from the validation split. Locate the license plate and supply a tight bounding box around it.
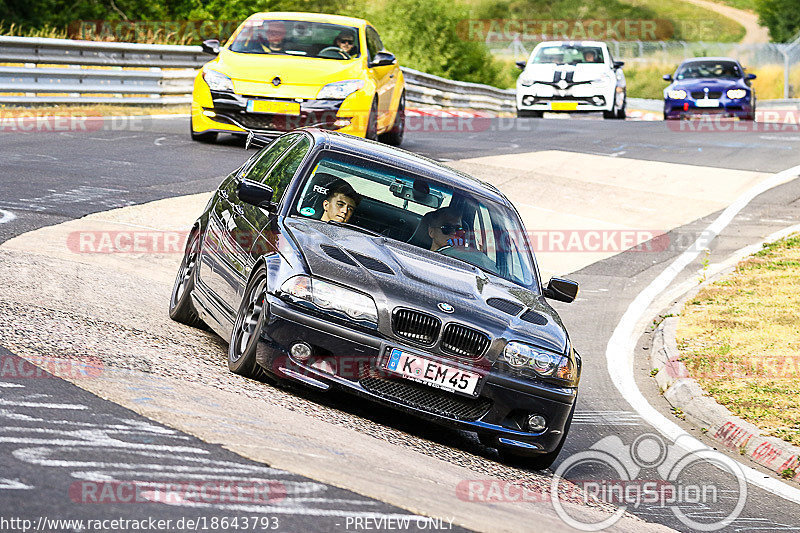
[695,99,719,108]
[246,100,301,115]
[550,101,578,111]
[384,348,481,396]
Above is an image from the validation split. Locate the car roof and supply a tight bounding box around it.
[536,40,607,48]
[246,12,369,28]
[680,57,741,64]
[299,129,510,206]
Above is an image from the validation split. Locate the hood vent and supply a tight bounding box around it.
[486,298,524,316]
[520,309,548,326]
[320,244,357,267]
[348,250,394,275]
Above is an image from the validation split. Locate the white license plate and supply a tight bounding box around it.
[384,348,480,396]
[695,99,720,108]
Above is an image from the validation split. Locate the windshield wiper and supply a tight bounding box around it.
[326,220,383,237]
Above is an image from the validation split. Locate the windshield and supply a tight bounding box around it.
[676,61,741,79]
[531,45,604,65]
[228,19,360,60]
[289,152,537,288]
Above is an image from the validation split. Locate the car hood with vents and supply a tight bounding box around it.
[284,217,569,355]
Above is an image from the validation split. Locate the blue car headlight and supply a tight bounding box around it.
[667,89,687,100]
[280,275,378,327]
[497,341,579,386]
[726,89,747,100]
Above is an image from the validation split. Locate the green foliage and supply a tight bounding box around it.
[756,0,800,42]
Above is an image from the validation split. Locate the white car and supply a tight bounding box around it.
[515,41,626,119]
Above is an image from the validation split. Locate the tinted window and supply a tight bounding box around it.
[260,136,311,201]
[366,26,383,60]
[676,61,741,79]
[532,44,604,65]
[242,134,300,184]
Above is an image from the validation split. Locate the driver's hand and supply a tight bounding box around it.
[446,236,468,247]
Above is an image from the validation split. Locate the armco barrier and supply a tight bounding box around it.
[0,36,515,111]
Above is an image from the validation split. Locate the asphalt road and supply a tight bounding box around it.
[2,115,800,532]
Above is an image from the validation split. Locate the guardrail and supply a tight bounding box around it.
[0,36,515,111]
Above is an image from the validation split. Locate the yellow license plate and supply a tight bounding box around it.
[247,100,301,115]
[550,102,578,111]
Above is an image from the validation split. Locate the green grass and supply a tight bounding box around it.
[708,0,757,11]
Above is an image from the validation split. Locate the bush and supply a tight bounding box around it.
[756,0,800,43]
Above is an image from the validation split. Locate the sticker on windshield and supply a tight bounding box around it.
[300,207,316,217]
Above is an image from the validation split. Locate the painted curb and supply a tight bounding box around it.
[650,247,800,483]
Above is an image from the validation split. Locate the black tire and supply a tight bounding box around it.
[228,264,269,379]
[365,99,379,141]
[500,399,576,471]
[615,95,627,119]
[379,91,405,146]
[169,230,206,328]
[517,109,543,118]
[190,115,218,143]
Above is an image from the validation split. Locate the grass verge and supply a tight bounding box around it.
[676,233,800,446]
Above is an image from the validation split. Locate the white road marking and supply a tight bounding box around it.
[572,410,642,426]
[0,399,87,410]
[0,478,33,490]
[154,136,167,146]
[0,382,24,388]
[605,163,800,504]
[0,209,16,224]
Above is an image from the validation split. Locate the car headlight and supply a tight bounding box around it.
[726,89,747,99]
[519,76,535,87]
[317,80,365,99]
[280,275,378,327]
[499,341,578,385]
[202,69,234,93]
[667,89,687,100]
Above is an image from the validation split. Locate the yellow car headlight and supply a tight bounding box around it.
[202,69,234,93]
[317,80,365,100]
[667,89,687,100]
[726,89,747,99]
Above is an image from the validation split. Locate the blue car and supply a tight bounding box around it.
[663,57,756,120]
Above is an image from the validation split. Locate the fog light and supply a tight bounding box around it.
[522,95,535,106]
[333,118,351,127]
[202,110,216,118]
[592,96,605,106]
[290,342,312,362]
[527,414,547,432]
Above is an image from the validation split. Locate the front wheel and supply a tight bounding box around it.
[228,265,269,379]
[379,91,405,146]
[169,229,205,328]
[365,99,379,141]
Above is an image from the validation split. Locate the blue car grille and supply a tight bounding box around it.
[691,91,722,99]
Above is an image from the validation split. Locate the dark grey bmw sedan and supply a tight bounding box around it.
[169,128,581,469]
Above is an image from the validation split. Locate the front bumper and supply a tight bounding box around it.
[256,296,577,455]
[516,83,615,112]
[664,98,754,119]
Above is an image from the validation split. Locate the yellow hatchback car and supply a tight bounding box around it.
[191,12,406,145]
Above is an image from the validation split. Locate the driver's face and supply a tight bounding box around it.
[322,193,356,223]
[429,215,463,251]
[336,38,355,52]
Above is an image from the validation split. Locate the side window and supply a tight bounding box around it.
[242,134,300,183]
[366,26,382,60]
[260,136,312,202]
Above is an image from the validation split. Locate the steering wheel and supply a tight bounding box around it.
[318,46,350,59]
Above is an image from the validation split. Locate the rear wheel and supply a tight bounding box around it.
[190,115,218,143]
[229,265,269,379]
[169,230,205,328]
[379,91,405,146]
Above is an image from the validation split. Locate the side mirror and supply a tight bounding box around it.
[237,179,276,211]
[543,277,579,303]
[516,60,527,70]
[370,51,396,67]
[202,39,220,55]
[662,74,673,82]
[746,73,756,80]
[613,60,625,69]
